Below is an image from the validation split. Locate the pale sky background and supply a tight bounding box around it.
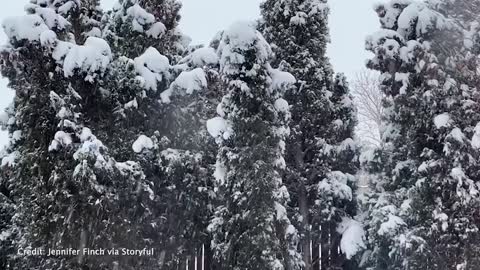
[0,0,380,146]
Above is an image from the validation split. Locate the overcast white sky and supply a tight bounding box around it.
[0,0,380,145]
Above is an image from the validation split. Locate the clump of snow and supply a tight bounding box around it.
[134,47,170,91]
[207,117,233,141]
[79,127,94,142]
[290,11,308,26]
[219,21,271,75]
[3,15,50,42]
[433,209,449,231]
[53,37,112,82]
[318,171,354,201]
[274,202,288,221]
[448,128,464,142]
[160,68,207,103]
[48,131,73,151]
[186,47,219,67]
[213,160,227,185]
[40,29,57,46]
[0,229,12,241]
[116,160,140,176]
[132,135,154,153]
[11,130,22,143]
[378,214,405,236]
[1,151,19,167]
[33,6,69,30]
[57,1,77,15]
[395,72,410,94]
[126,4,155,32]
[270,69,296,92]
[146,22,166,38]
[433,113,451,129]
[124,98,138,109]
[71,128,110,172]
[471,123,480,149]
[274,98,289,113]
[161,148,182,162]
[337,218,366,259]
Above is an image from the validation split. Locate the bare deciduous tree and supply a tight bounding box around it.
[352,69,384,148]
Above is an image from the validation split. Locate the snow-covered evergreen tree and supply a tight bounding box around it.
[0,1,157,269]
[362,1,480,269]
[207,21,302,270]
[260,1,360,268]
[105,0,188,60]
[99,1,221,268]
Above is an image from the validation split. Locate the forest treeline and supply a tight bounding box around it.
[0,0,479,270]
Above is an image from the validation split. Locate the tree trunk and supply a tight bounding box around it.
[312,241,320,270]
[196,246,203,270]
[330,222,341,269]
[299,184,312,270]
[204,241,215,270]
[321,223,330,270]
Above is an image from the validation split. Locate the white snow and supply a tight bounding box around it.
[40,30,57,47]
[3,15,49,42]
[471,123,480,149]
[187,47,219,67]
[126,4,155,32]
[116,161,140,176]
[0,229,12,241]
[433,113,451,129]
[274,98,289,113]
[79,127,94,142]
[219,21,271,75]
[213,160,227,186]
[53,37,112,82]
[48,131,73,151]
[378,214,405,236]
[274,202,288,221]
[57,1,77,15]
[161,148,182,162]
[160,68,207,103]
[337,218,366,259]
[132,135,154,153]
[134,47,170,91]
[394,72,410,94]
[207,117,233,141]
[124,98,138,109]
[11,130,22,143]
[318,171,354,201]
[290,12,307,26]
[448,128,464,142]
[1,151,19,167]
[270,69,296,92]
[33,6,69,30]
[146,22,166,38]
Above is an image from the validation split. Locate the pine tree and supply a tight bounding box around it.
[207,21,302,270]
[260,1,360,268]
[362,0,480,269]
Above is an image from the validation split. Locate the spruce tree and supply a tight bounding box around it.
[207,21,302,270]
[362,0,480,269]
[260,1,360,268]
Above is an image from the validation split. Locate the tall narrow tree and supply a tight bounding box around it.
[362,0,480,269]
[260,1,360,268]
[207,21,302,270]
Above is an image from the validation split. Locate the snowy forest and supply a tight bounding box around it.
[0,0,479,269]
